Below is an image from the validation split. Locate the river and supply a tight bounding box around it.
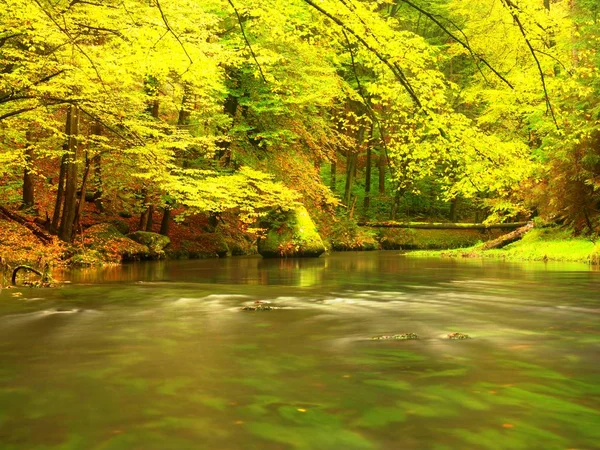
[0,252,598,449]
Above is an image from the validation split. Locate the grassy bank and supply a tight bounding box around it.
[410,227,599,264]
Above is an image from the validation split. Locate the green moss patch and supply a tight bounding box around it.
[258,205,326,258]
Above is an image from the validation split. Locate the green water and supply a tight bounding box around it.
[0,252,599,450]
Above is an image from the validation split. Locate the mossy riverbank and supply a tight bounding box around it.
[410,228,599,265]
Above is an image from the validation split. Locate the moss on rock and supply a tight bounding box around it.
[258,205,326,258]
[83,223,150,264]
[127,231,170,257]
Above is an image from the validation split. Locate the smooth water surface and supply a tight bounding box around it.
[1,252,599,450]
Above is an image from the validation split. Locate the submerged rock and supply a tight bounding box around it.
[372,333,418,340]
[447,332,470,340]
[258,205,326,258]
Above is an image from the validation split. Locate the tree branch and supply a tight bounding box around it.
[227,0,267,83]
[501,0,559,129]
[302,0,422,108]
[155,0,193,74]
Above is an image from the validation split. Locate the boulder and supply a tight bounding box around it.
[82,223,149,263]
[258,206,326,258]
[127,231,171,257]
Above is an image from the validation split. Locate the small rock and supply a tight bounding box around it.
[242,300,278,311]
[447,332,470,340]
[372,333,418,340]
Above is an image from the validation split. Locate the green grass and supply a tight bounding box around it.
[410,228,599,264]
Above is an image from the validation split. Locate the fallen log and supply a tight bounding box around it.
[478,222,534,250]
[357,221,529,230]
[0,205,53,244]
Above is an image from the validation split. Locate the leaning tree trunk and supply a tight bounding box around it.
[479,222,534,250]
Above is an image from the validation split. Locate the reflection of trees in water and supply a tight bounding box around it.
[56,261,168,284]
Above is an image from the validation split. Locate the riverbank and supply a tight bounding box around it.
[410,227,600,265]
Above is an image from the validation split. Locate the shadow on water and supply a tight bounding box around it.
[0,252,598,449]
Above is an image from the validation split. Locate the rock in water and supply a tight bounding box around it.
[258,205,326,258]
[447,332,470,340]
[372,333,418,340]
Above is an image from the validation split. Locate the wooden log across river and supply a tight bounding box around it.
[357,221,529,230]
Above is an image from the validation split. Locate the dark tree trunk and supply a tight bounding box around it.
[330,161,336,192]
[58,106,79,242]
[145,204,154,231]
[159,207,171,236]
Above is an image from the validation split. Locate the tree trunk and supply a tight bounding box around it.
[160,207,171,236]
[479,222,534,250]
[330,161,336,192]
[449,198,458,222]
[51,153,67,234]
[73,150,91,234]
[139,189,149,231]
[58,106,79,242]
[22,131,35,209]
[364,146,372,211]
[145,204,154,231]
[378,152,385,194]
[344,151,356,206]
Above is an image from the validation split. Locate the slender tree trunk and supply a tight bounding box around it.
[59,106,80,242]
[330,161,337,192]
[22,131,35,209]
[344,151,356,206]
[364,146,372,210]
[90,122,104,212]
[159,207,171,236]
[51,154,67,234]
[378,152,386,194]
[139,189,149,231]
[73,150,91,234]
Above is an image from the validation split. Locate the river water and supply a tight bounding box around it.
[0,252,598,450]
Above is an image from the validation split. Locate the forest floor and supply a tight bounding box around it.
[410,227,600,265]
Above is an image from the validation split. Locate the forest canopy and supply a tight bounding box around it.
[1,0,599,242]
